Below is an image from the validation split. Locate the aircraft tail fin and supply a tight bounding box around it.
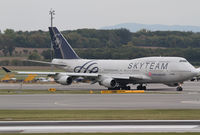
[49,27,80,59]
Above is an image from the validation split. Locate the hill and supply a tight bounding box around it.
[101,23,200,32]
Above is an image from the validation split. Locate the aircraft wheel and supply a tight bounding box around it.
[137,85,143,90]
[121,86,130,90]
[111,87,120,90]
[142,86,147,90]
[108,87,117,90]
[176,86,183,91]
[127,86,131,90]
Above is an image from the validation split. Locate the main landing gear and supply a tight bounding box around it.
[121,86,131,90]
[137,84,146,90]
[108,86,131,90]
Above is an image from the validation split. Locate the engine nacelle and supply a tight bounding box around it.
[56,75,73,85]
[99,78,117,88]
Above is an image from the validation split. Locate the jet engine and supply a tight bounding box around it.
[56,75,73,85]
[99,78,117,88]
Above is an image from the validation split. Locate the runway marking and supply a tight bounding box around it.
[181,100,200,104]
[0,120,200,133]
[54,102,68,106]
[188,92,199,94]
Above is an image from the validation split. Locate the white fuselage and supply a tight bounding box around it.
[52,57,198,84]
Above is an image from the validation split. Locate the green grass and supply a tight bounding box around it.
[0,133,199,135]
[0,89,100,94]
[0,110,200,121]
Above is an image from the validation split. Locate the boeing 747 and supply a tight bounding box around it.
[3,27,200,91]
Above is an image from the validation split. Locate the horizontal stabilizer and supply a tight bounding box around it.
[2,67,11,73]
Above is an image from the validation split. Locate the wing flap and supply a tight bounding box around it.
[106,74,151,81]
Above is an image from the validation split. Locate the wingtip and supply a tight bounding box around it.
[2,67,11,73]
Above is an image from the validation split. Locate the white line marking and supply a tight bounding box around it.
[181,101,200,104]
[0,125,198,133]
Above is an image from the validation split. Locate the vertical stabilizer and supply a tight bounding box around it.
[49,27,80,59]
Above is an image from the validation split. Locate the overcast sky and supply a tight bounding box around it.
[0,0,200,31]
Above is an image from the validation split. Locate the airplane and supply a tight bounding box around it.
[2,27,200,91]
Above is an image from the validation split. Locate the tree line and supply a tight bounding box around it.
[0,28,200,65]
[1,28,200,50]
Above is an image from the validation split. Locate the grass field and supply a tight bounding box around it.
[0,89,98,94]
[0,110,200,121]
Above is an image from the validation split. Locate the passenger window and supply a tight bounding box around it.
[179,60,187,62]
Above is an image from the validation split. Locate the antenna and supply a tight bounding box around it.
[49,9,55,71]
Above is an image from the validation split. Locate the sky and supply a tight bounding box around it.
[0,0,200,31]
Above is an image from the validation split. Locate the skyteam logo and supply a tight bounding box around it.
[74,61,99,73]
[53,34,62,50]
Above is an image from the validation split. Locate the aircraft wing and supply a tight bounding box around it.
[2,67,98,77]
[2,67,150,81]
[25,59,67,66]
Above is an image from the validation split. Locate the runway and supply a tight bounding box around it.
[0,120,200,133]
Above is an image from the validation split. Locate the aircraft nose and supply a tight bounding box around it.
[191,69,199,76]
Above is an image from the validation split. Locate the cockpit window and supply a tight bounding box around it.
[179,60,187,62]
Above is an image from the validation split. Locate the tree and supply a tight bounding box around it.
[28,52,41,60]
[1,35,15,56]
[41,49,51,60]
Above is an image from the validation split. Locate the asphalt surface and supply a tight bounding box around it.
[0,120,200,133]
[0,93,200,110]
[0,81,200,109]
[1,81,200,92]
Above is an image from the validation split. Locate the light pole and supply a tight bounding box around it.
[49,9,55,28]
[49,9,55,71]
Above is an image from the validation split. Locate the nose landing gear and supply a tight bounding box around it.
[176,83,183,91]
[176,86,183,91]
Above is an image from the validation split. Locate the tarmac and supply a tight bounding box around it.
[0,80,200,92]
[0,81,200,110]
[0,82,200,133]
